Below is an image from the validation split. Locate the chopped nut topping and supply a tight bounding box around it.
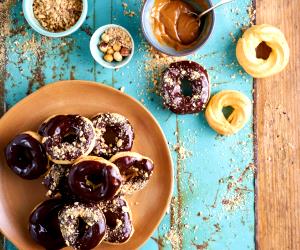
[33,0,83,32]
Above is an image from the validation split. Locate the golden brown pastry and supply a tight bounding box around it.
[205,90,252,135]
[236,24,289,78]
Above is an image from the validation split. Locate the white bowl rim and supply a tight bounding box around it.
[22,0,88,38]
[89,24,135,69]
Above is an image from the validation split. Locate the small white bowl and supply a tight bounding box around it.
[23,0,88,38]
[90,24,134,69]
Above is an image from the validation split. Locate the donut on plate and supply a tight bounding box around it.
[68,156,122,202]
[58,202,106,250]
[236,24,289,78]
[99,196,134,244]
[29,198,66,250]
[205,90,252,135]
[91,113,134,158]
[110,152,154,195]
[5,131,48,179]
[43,163,73,198]
[160,60,210,114]
[39,115,96,164]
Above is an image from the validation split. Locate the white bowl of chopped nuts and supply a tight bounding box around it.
[90,24,134,69]
[23,0,88,38]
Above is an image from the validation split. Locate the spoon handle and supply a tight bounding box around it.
[199,0,234,18]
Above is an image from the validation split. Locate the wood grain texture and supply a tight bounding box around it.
[256,0,300,249]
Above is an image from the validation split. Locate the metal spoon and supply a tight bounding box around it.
[188,0,234,21]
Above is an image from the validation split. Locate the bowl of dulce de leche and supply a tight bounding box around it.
[141,0,215,56]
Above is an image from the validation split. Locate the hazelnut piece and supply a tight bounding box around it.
[101,33,110,43]
[107,47,114,55]
[104,54,113,63]
[113,52,123,62]
[113,43,121,52]
[120,47,131,57]
[99,42,108,53]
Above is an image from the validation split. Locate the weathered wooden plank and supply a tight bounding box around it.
[256,0,300,249]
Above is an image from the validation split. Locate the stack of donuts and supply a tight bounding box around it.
[4,113,154,250]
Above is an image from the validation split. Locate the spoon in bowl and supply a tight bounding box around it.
[188,0,234,23]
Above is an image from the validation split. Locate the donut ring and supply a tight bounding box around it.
[205,90,252,135]
[160,60,210,114]
[110,152,154,195]
[43,163,73,198]
[58,202,106,250]
[5,131,49,179]
[68,156,122,202]
[40,115,96,164]
[236,24,289,78]
[99,196,134,244]
[91,113,134,158]
[29,198,66,250]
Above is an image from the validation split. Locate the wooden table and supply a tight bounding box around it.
[256,0,300,249]
[0,0,298,249]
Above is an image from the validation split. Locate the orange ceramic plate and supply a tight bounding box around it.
[0,80,173,250]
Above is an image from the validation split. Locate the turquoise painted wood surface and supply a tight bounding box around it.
[1,0,255,249]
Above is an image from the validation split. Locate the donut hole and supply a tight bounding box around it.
[77,217,88,239]
[62,130,78,144]
[14,146,33,168]
[222,106,234,120]
[180,78,193,97]
[256,42,272,60]
[104,210,118,229]
[103,126,119,145]
[85,173,105,190]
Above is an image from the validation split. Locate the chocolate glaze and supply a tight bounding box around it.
[5,133,48,179]
[92,113,134,158]
[43,163,75,199]
[29,198,66,250]
[99,196,133,244]
[112,156,154,194]
[40,115,95,162]
[74,219,105,250]
[68,160,122,202]
[58,202,106,250]
[160,60,210,114]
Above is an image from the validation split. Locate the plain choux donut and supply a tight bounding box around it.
[236,24,289,78]
[205,90,252,135]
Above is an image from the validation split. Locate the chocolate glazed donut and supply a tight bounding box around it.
[58,202,106,250]
[39,114,96,164]
[91,113,134,158]
[68,156,122,202]
[99,196,134,244]
[160,60,210,114]
[29,198,66,250]
[43,163,74,199]
[5,131,48,180]
[110,152,154,195]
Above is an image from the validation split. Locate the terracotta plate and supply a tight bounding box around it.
[0,80,173,250]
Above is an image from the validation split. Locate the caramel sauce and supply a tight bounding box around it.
[151,0,203,51]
